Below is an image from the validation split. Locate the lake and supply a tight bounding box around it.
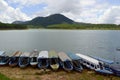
[0,29,120,63]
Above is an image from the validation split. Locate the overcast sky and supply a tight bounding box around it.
[0,0,120,24]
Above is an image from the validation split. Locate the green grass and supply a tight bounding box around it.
[0,73,11,80]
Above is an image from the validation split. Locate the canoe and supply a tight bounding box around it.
[0,51,9,66]
[37,51,49,69]
[49,50,59,70]
[89,56,114,64]
[58,52,73,71]
[66,52,83,72]
[9,51,22,67]
[18,52,31,68]
[30,49,39,67]
[90,56,120,76]
[76,53,113,75]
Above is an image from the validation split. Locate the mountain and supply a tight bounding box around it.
[12,14,74,26]
[12,21,25,24]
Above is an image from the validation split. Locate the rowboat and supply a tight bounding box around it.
[0,51,9,66]
[9,51,22,67]
[30,49,39,67]
[76,53,113,75]
[58,52,73,71]
[90,56,120,76]
[49,50,59,70]
[66,52,83,72]
[18,52,31,68]
[37,51,49,69]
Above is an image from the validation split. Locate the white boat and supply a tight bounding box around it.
[30,49,39,67]
[37,51,49,69]
[76,53,113,75]
[76,53,100,70]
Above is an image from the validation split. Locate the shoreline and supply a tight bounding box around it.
[0,28,120,31]
[0,66,119,80]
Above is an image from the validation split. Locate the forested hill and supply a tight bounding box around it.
[0,14,120,30]
[12,14,74,26]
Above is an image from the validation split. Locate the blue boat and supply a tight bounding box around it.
[0,51,9,66]
[58,52,73,71]
[89,56,114,64]
[9,51,22,67]
[37,51,49,69]
[76,53,113,75]
[90,56,120,76]
[66,52,83,72]
[18,52,31,68]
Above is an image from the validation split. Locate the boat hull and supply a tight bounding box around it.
[0,56,9,66]
[95,69,113,75]
[73,60,83,72]
[62,60,73,71]
[30,57,38,67]
[38,58,49,69]
[18,57,30,68]
[50,58,59,70]
[9,57,19,67]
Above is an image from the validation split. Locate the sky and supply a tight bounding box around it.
[0,0,120,24]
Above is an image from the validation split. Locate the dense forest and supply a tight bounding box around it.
[0,22,28,30]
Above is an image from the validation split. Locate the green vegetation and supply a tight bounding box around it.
[1,14,120,30]
[0,73,11,80]
[0,23,28,30]
[47,23,120,30]
[0,22,120,30]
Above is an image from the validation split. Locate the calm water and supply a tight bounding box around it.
[0,29,120,62]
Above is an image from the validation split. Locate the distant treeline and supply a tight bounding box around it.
[47,23,120,30]
[0,23,28,30]
[0,22,120,30]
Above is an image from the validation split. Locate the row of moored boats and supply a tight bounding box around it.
[0,50,120,76]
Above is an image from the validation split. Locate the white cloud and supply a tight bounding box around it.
[34,0,82,16]
[1,0,120,24]
[99,6,120,24]
[0,0,30,23]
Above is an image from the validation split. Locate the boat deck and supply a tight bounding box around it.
[21,52,31,57]
[38,51,48,58]
[30,51,39,57]
[76,53,99,65]
[0,51,5,56]
[49,50,58,58]
[12,51,22,57]
[58,52,71,61]
[66,52,81,60]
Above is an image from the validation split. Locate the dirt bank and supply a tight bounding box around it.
[0,66,119,80]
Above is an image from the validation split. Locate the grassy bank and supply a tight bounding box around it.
[0,66,120,80]
[0,73,11,80]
